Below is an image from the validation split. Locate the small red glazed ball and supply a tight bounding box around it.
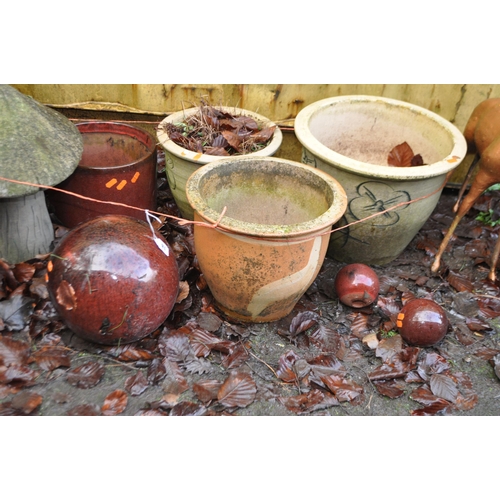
[47,215,179,345]
[334,263,380,308]
[397,298,448,347]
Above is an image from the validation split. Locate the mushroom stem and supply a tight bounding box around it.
[0,190,54,263]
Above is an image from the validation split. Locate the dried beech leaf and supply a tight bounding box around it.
[476,296,500,319]
[196,312,223,332]
[0,295,34,331]
[0,364,39,385]
[175,281,190,304]
[205,146,229,156]
[308,353,346,377]
[0,336,31,366]
[162,358,189,395]
[279,389,326,414]
[465,317,491,331]
[429,373,459,403]
[388,142,415,167]
[411,154,424,166]
[217,371,257,408]
[373,379,406,399]
[13,262,36,283]
[66,404,101,416]
[170,401,207,416]
[235,116,259,130]
[56,280,77,311]
[250,125,276,143]
[411,400,452,416]
[276,350,301,383]
[29,277,49,300]
[125,371,149,396]
[417,352,451,381]
[447,271,474,293]
[319,374,364,405]
[289,310,319,335]
[369,347,420,380]
[221,130,242,150]
[375,335,403,362]
[66,361,105,389]
[410,384,447,405]
[102,389,128,416]
[193,379,222,403]
[106,344,156,362]
[147,358,167,384]
[11,390,43,414]
[221,343,249,369]
[347,312,371,339]
[309,325,344,354]
[32,347,71,371]
[452,371,478,410]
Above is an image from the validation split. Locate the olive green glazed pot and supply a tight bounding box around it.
[294,95,467,265]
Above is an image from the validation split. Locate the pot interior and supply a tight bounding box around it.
[197,162,332,226]
[308,100,455,166]
[77,123,154,169]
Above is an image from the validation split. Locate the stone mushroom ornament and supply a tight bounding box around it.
[0,84,83,263]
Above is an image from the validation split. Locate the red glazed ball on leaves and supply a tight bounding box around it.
[47,215,179,345]
[397,298,448,347]
[334,263,380,308]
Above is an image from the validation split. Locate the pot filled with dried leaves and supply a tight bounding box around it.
[186,156,347,323]
[294,95,467,265]
[157,102,283,220]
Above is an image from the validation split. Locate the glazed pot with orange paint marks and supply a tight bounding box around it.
[48,122,157,227]
[186,157,347,323]
[157,106,283,220]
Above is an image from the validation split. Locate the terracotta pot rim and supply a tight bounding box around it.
[76,121,156,170]
[156,106,283,164]
[294,95,467,180]
[186,156,347,238]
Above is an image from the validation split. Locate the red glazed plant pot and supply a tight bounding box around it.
[48,122,157,228]
[47,215,179,345]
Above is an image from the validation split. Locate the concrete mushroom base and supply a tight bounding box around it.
[0,190,54,263]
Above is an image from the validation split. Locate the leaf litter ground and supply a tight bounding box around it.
[1,150,500,416]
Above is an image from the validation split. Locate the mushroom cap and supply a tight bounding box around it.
[0,84,83,198]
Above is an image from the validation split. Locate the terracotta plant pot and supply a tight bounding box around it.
[186,157,347,323]
[294,95,467,265]
[49,122,157,228]
[157,106,283,220]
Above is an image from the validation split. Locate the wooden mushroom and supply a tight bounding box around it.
[0,85,83,263]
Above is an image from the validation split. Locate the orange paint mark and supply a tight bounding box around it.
[131,172,140,183]
[45,273,49,282]
[396,320,403,328]
[397,313,405,321]
[446,155,460,163]
[106,178,118,188]
[47,261,53,272]
[116,180,127,190]
[193,153,202,161]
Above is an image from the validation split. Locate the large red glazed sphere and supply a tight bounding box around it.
[47,215,179,345]
[397,298,448,347]
[334,263,380,308]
